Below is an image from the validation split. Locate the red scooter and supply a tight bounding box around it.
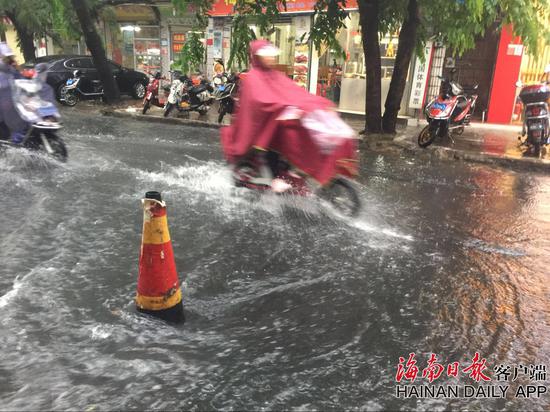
[418,72,478,148]
[142,72,168,114]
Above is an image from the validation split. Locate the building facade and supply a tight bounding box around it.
[207,0,417,117]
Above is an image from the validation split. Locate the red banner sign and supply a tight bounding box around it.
[209,0,358,16]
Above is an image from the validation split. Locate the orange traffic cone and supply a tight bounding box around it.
[135,191,184,323]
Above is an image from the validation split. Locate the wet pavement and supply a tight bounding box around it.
[0,109,549,411]
[397,122,550,165]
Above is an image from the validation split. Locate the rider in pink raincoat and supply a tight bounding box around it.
[221,40,357,186]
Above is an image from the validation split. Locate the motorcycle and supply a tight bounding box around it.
[226,107,361,217]
[142,72,169,115]
[0,78,67,161]
[60,70,103,107]
[213,72,241,124]
[517,81,549,156]
[418,72,478,148]
[164,75,214,118]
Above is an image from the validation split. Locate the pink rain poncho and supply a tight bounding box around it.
[221,40,357,185]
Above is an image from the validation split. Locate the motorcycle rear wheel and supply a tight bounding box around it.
[318,178,361,217]
[418,125,437,148]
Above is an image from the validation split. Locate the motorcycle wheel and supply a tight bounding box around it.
[142,100,151,115]
[164,103,174,117]
[63,91,78,107]
[25,131,68,162]
[418,125,437,148]
[451,125,465,136]
[44,131,68,162]
[318,178,361,217]
[218,110,226,124]
[533,141,541,157]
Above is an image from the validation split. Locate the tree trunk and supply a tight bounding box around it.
[71,0,120,104]
[6,12,36,62]
[1,30,6,42]
[358,0,382,134]
[382,0,420,134]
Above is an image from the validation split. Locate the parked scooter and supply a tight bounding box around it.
[418,71,478,148]
[164,74,214,117]
[142,72,169,114]
[213,72,241,124]
[59,70,103,106]
[516,80,550,156]
[163,71,185,117]
[0,78,67,161]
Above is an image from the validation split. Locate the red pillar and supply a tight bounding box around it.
[487,26,524,124]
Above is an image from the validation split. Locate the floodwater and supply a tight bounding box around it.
[0,111,549,411]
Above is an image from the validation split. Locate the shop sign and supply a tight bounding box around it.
[506,44,523,56]
[210,0,358,16]
[172,33,185,54]
[293,16,310,89]
[213,31,223,59]
[409,41,433,109]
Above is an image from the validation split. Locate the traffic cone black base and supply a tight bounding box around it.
[137,301,185,324]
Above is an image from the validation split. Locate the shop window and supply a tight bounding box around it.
[134,26,161,73]
[315,12,403,113]
[137,26,160,39]
[251,23,296,77]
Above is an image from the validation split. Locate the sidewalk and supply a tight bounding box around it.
[101,101,550,171]
[392,122,550,171]
[103,100,370,133]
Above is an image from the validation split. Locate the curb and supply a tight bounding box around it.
[101,109,222,130]
[391,137,550,172]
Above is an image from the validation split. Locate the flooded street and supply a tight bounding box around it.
[0,110,549,411]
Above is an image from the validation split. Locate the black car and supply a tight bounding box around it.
[25,55,149,100]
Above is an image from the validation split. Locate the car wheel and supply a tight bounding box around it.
[132,82,146,99]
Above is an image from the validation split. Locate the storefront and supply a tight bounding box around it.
[106,5,162,73]
[207,0,413,116]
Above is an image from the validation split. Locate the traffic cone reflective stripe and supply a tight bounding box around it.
[135,192,184,323]
[135,287,182,311]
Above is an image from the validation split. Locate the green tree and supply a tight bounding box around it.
[70,0,120,103]
[172,31,206,74]
[189,0,550,135]
[0,0,64,61]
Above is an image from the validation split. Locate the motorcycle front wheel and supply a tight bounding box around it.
[317,178,361,217]
[418,125,437,148]
[142,100,151,115]
[26,131,68,162]
[46,133,68,162]
[218,110,226,124]
[62,90,78,107]
[164,103,174,117]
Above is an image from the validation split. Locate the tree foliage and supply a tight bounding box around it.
[172,31,206,74]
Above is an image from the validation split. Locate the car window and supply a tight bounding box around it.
[65,58,81,69]
[109,62,121,72]
[79,58,95,69]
